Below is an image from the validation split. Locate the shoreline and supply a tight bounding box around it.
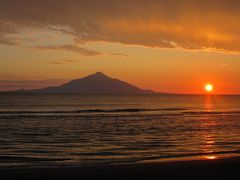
[1,156,240,179]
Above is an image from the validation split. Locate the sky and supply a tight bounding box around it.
[0,0,240,94]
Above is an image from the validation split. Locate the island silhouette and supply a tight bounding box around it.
[17,72,159,94]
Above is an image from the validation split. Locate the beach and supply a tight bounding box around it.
[1,156,240,179]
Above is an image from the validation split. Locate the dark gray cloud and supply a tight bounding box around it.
[0,0,240,52]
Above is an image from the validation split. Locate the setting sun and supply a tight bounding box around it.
[205,84,214,92]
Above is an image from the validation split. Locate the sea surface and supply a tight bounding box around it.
[0,94,240,168]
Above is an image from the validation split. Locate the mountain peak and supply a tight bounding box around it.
[95,72,105,75]
[86,72,110,80]
[93,72,108,77]
[23,72,159,94]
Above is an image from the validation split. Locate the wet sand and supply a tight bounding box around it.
[0,156,240,179]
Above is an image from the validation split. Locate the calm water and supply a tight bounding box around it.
[0,94,240,168]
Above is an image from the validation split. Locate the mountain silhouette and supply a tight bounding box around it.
[24,72,158,94]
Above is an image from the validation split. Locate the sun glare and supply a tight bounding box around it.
[205,84,213,92]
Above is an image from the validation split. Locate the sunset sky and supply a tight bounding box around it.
[0,0,240,94]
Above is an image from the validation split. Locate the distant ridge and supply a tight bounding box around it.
[16,72,160,94]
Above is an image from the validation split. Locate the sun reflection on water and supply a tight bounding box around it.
[204,95,214,112]
[201,96,218,160]
[205,155,217,160]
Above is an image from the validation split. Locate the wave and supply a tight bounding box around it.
[0,108,240,118]
[136,150,240,164]
[0,108,188,115]
[0,155,71,162]
[1,149,239,166]
[183,111,240,115]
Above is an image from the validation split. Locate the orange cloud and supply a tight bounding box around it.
[0,0,240,53]
[50,59,80,65]
[33,45,102,56]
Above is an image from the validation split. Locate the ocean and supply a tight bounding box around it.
[0,94,240,168]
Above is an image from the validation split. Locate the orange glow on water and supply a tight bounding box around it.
[205,156,217,160]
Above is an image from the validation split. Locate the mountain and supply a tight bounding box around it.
[22,72,158,94]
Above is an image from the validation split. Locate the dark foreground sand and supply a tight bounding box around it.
[1,157,240,179]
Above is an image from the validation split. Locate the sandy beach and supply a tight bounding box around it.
[1,156,240,179]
